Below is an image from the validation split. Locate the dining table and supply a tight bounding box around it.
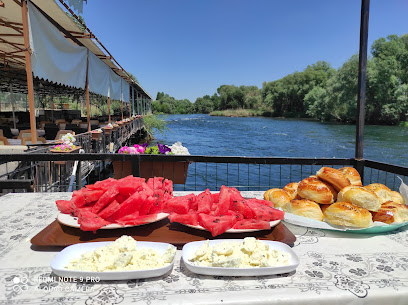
[0,191,408,305]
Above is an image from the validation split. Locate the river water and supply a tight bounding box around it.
[155,114,408,167]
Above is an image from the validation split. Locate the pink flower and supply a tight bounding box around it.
[133,144,145,154]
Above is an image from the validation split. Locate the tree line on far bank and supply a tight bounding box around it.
[152,34,408,125]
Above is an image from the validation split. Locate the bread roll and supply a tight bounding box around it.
[323,202,373,228]
[372,201,408,224]
[338,186,381,212]
[364,183,392,203]
[391,191,406,205]
[297,177,337,204]
[263,188,274,200]
[283,182,299,199]
[284,199,324,221]
[320,204,331,214]
[316,167,351,192]
[338,167,363,186]
[264,188,292,209]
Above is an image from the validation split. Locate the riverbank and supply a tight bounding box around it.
[209,109,264,117]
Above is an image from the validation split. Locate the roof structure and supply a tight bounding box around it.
[0,0,152,99]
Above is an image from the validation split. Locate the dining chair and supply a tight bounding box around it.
[54,119,67,125]
[0,136,9,145]
[21,137,47,145]
[17,130,39,139]
[71,119,82,125]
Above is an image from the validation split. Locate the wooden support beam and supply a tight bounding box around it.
[0,33,24,37]
[121,100,123,120]
[0,19,24,34]
[21,0,37,144]
[13,0,22,7]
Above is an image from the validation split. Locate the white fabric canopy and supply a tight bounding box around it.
[109,69,121,100]
[122,79,130,103]
[28,1,87,89]
[88,51,110,96]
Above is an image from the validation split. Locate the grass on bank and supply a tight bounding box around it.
[209,109,264,117]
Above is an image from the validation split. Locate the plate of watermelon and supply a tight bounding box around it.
[181,219,281,234]
[57,212,170,230]
[165,186,285,237]
[55,176,174,233]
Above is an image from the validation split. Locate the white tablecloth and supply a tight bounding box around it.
[0,192,408,305]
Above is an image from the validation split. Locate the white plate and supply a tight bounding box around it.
[181,219,281,233]
[50,241,176,280]
[57,212,169,229]
[182,239,299,276]
[283,211,408,233]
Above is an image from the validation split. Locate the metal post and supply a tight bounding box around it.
[85,51,91,132]
[137,92,140,115]
[108,96,111,123]
[355,0,370,179]
[132,87,135,116]
[21,0,37,144]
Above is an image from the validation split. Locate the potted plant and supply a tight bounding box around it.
[103,123,114,134]
[91,128,103,140]
[50,133,80,153]
[112,142,190,183]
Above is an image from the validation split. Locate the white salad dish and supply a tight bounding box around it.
[182,239,299,276]
[57,212,169,229]
[50,241,176,280]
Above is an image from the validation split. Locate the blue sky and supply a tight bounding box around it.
[80,0,408,102]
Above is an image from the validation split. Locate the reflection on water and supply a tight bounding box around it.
[153,114,407,190]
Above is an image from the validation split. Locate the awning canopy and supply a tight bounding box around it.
[0,0,152,101]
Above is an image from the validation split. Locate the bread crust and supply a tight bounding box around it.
[297,177,337,204]
[316,167,351,192]
[390,191,406,205]
[364,183,392,203]
[338,186,381,212]
[338,167,363,186]
[372,201,408,224]
[323,202,373,228]
[264,188,292,209]
[284,199,324,221]
[283,182,299,200]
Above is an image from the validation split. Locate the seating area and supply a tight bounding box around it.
[0,117,109,144]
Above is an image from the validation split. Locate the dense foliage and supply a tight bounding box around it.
[152,34,408,125]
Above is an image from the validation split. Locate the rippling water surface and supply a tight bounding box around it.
[155,114,408,166]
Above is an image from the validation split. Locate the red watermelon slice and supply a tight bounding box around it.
[230,193,254,219]
[196,189,212,214]
[233,219,271,230]
[76,209,110,232]
[164,196,191,214]
[212,185,232,216]
[198,213,237,236]
[115,213,158,226]
[91,186,119,214]
[168,212,199,226]
[107,192,147,221]
[56,200,75,214]
[246,201,284,221]
[98,200,121,219]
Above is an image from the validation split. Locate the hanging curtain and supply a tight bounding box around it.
[27,1,87,89]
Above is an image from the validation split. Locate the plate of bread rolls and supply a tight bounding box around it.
[264,167,408,233]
